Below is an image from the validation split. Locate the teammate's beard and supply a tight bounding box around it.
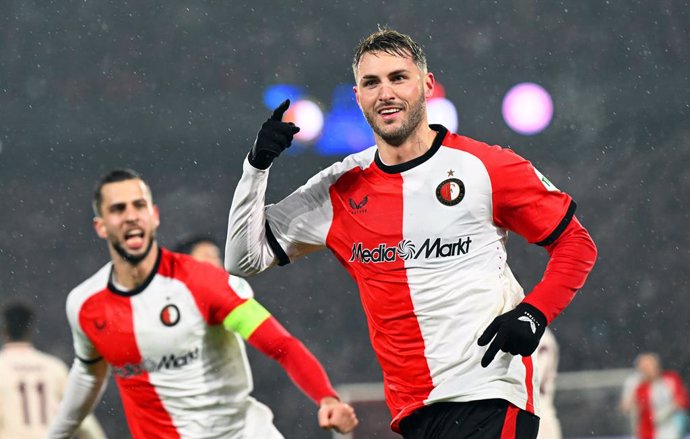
[365,91,426,146]
[113,237,155,266]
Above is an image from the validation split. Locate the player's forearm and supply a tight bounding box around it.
[522,216,597,323]
[225,157,279,276]
[47,359,109,439]
[76,413,108,439]
[248,317,338,404]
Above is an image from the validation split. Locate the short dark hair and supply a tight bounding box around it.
[92,168,151,216]
[352,27,428,78]
[174,235,220,255]
[3,301,34,342]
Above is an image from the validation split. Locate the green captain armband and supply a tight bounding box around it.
[223,298,271,340]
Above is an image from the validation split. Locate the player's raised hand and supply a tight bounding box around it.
[477,303,547,368]
[247,99,301,170]
[318,396,359,434]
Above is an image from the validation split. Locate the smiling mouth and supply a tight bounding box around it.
[378,107,402,116]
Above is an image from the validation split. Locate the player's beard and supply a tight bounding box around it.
[364,91,427,147]
[112,234,155,266]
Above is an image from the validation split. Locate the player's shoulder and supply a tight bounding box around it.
[162,248,231,285]
[306,146,378,185]
[441,130,525,164]
[67,262,112,310]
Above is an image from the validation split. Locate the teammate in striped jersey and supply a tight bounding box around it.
[628,353,689,439]
[225,28,597,438]
[0,302,106,439]
[47,169,357,439]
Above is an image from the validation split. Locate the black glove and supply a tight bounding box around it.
[477,302,547,368]
[248,99,301,170]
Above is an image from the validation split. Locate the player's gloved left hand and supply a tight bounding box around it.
[248,99,301,170]
[477,302,547,368]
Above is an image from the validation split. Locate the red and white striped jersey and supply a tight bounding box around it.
[66,248,265,439]
[634,372,689,439]
[227,125,576,431]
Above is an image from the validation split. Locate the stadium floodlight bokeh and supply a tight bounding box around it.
[501,82,554,135]
[426,81,459,133]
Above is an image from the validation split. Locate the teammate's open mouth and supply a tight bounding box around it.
[124,229,145,249]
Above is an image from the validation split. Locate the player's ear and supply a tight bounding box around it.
[93,216,107,239]
[353,85,363,110]
[424,72,435,99]
[152,205,160,229]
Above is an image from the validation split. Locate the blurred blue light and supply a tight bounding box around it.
[316,84,374,155]
[263,84,304,110]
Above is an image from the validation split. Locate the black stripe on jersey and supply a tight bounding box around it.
[77,355,103,364]
[265,221,290,266]
[536,200,577,246]
[374,124,448,174]
[108,247,163,296]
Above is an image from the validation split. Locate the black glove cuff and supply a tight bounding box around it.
[247,149,272,170]
[515,302,547,332]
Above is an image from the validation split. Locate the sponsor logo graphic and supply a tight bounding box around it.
[435,178,465,206]
[160,304,180,327]
[518,315,537,334]
[349,236,472,263]
[348,195,368,214]
[112,347,200,378]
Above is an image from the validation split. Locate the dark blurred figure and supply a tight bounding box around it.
[174,235,224,268]
[0,301,106,439]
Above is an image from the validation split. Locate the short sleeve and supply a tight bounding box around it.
[487,147,575,245]
[265,151,370,263]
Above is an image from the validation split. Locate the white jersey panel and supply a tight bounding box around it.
[398,146,536,411]
[66,263,112,361]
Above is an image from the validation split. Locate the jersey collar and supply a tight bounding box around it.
[374,124,448,174]
[108,247,163,297]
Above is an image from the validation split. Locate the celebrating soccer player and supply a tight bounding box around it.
[48,169,357,439]
[225,28,597,438]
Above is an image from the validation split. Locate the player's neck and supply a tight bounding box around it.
[376,125,437,166]
[110,243,159,290]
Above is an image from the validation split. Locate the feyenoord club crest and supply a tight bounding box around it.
[160,304,180,327]
[435,178,465,206]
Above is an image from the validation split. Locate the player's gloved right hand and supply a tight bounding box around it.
[477,302,547,368]
[248,99,301,170]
